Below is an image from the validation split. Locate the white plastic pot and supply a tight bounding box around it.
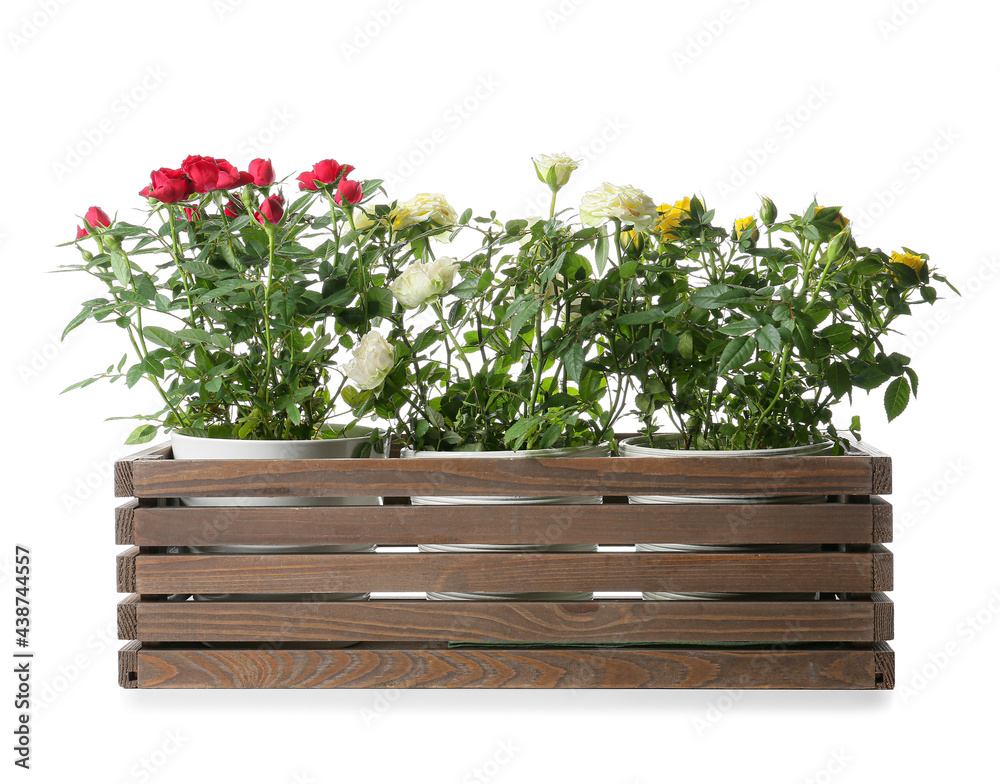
[171,425,383,603]
[402,444,609,601]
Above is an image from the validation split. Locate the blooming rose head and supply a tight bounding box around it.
[734,216,759,242]
[140,167,194,203]
[255,194,285,225]
[533,153,580,191]
[335,179,364,205]
[655,197,691,240]
[388,257,459,309]
[391,193,459,232]
[890,251,926,275]
[296,159,354,191]
[344,331,396,391]
[579,183,658,231]
[248,158,275,187]
[181,155,253,193]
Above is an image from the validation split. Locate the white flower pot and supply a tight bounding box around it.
[171,425,383,603]
[621,435,831,581]
[402,444,609,601]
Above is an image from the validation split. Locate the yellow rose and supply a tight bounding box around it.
[891,251,926,274]
[655,197,691,241]
[391,193,458,231]
[734,215,760,242]
[818,205,848,228]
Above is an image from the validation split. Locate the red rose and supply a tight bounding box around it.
[181,155,253,193]
[223,199,242,218]
[255,194,285,225]
[76,225,88,239]
[85,206,111,228]
[140,167,193,203]
[335,179,364,205]
[296,159,354,191]
[248,158,275,187]
[183,206,201,222]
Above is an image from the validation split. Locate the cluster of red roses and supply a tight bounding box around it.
[77,156,367,235]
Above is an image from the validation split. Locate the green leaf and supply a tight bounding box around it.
[719,319,757,337]
[690,284,733,309]
[62,306,92,340]
[884,377,911,422]
[125,424,158,445]
[827,362,851,398]
[820,323,855,346]
[110,251,131,286]
[678,331,694,360]
[616,308,665,325]
[142,326,180,349]
[755,324,782,353]
[509,298,542,338]
[595,230,609,275]
[564,343,584,384]
[718,335,754,375]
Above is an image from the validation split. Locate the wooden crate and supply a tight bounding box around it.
[114,440,894,689]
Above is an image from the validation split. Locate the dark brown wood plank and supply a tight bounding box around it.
[125,501,881,547]
[122,454,879,499]
[115,500,137,545]
[114,444,171,498]
[871,497,893,543]
[872,593,894,641]
[132,551,879,594]
[874,641,895,689]
[848,440,892,495]
[117,547,138,593]
[121,596,881,643]
[872,545,894,592]
[127,643,890,689]
[119,641,140,688]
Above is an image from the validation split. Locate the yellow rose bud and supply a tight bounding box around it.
[890,251,926,274]
[655,197,691,241]
[620,228,644,256]
[818,205,848,228]
[734,215,759,242]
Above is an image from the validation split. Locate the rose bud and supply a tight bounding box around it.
[76,225,88,239]
[223,199,242,218]
[255,194,285,225]
[142,168,194,203]
[249,158,275,187]
[84,206,111,230]
[296,159,352,191]
[335,179,364,205]
[183,206,201,222]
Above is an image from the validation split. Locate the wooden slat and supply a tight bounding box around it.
[114,444,171,498]
[873,593,894,641]
[130,551,881,594]
[117,547,138,593]
[848,440,892,495]
[122,500,887,547]
[119,454,882,499]
[119,596,883,643]
[872,497,893,543]
[874,641,895,689]
[118,641,140,688]
[872,545,894,592]
[123,642,892,689]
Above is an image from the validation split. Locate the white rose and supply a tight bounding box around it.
[391,193,459,231]
[351,204,379,231]
[533,153,580,190]
[579,182,659,231]
[344,332,395,391]
[388,256,459,309]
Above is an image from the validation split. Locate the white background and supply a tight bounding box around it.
[2,0,998,781]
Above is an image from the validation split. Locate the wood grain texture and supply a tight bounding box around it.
[123,501,881,547]
[871,545,894,592]
[872,593,894,641]
[848,440,892,495]
[871,497,893,543]
[125,643,891,689]
[131,551,880,594]
[117,547,138,593]
[119,641,140,688]
[873,641,895,689]
[119,596,882,643]
[114,444,170,498]
[121,454,880,499]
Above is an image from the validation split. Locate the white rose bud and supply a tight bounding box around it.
[344,331,396,391]
[388,256,460,309]
[533,153,580,191]
[580,182,659,231]
[391,193,459,231]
